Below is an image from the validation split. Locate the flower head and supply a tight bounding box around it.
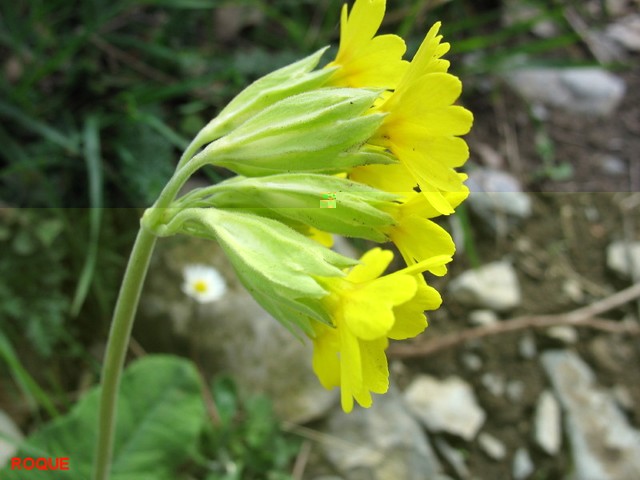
[182,264,227,303]
[311,248,447,412]
[326,0,408,89]
[368,23,473,214]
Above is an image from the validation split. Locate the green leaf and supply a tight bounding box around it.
[2,355,205,480]
[71,115,103,316]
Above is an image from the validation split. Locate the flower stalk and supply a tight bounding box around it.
[93,227,157,480]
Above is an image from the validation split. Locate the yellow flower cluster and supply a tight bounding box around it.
[309,0,473,411]
[151,0,473,413]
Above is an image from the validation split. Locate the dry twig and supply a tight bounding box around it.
[388,282,640,359]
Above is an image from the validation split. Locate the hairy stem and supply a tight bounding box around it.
[93,227,157,480]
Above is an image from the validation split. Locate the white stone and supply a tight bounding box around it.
[541,350,640,479]
[461,352,483,372]
[478,432,507,460]
[469,309,500,326]
[512,448,535,480]
[504,67,626,117]
[481,372,505,397]
[322,386,447,480]
[405,375,486,441]
[534,390,562,455]
[607,241,640,279]
[611,385,634,412]
[506,380,526,402]
[519,334,537,359]
[466,168,532,232]
[606,14,640,52]
[546,326,578,344]
[449,261,521,312]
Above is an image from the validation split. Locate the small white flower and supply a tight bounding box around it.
[182,264,227,303]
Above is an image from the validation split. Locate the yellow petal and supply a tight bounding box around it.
[343,274,417,340]
[346,247,393,283]
[312,326,341,389]
[339,320,362,413]
[339,0,386,57]
[349,163,417,197]
[389,278,441,339]
[331,34,408,88]
[395,144,466,197]
[307,227,334,247]
[359,336,389,395]
[389,216,455,273]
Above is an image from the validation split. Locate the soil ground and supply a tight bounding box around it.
[396,62,640,478]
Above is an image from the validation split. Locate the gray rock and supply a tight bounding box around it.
[461,352,483,372]
[435,437,471,479]
[139,236,336,423]
[478,432,507,460]
[449,261,521,311]
[506,380,526,403]
[322,386,448,480]
[541,350,640,480]
[469,309,500,327]
[504,67,626,117]
[534,390,562,455]
[0,410,23,468]
[606,14,640,52]
[405,375,486,441]
[545,326,578,344]
[606,240,640,279]
[466,168,532,232]
[519,334,537,359]
[611,385,634,412]
[481,372,506,397]
[597,154,627,176]
[512,447,535,480]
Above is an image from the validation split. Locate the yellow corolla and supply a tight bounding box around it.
[326,0,408,89]
[311,248,447,412]
[369,23,473,214]
[385,192,458,275]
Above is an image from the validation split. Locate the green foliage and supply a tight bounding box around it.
[1,355,206,480]
[0,357,299,480]
[196,376,300,480]
[0,209,70,358]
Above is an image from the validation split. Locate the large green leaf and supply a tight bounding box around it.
[2,355,205,480]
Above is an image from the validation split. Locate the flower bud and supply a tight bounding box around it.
[185,173,398,242]
[194,88,386,177]
[196,48,335,144]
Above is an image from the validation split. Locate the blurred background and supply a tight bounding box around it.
[1,0,639,478]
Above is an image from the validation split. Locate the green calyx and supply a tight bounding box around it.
[157,207,355,335]
[179,173,399,242]
[194,48,335,147]
[193,88,386,177]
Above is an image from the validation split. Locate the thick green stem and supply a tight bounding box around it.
[93,226,157,480]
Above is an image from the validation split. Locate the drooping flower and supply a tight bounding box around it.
[368,22,473,214]
[182,264,227,303]
[311,248,447,412]
[325,0,408,89]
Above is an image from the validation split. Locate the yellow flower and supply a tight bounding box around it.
[369,23,473,214]
[311,248,447,412]
[385,192,457,275]
[350,163,468,272]
[326,0,408,89]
